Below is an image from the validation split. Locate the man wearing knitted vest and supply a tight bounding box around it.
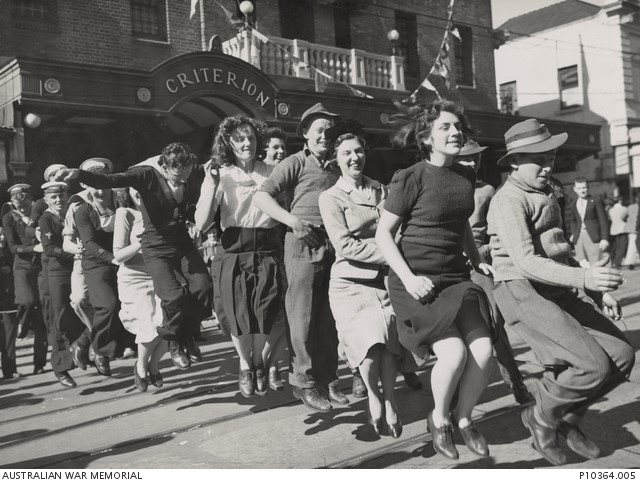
[487,119,635,466]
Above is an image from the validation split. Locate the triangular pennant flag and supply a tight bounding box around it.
[190,0,199,18]
[314,68,330,93]
[347,85,373,99]
[451,28,461,41]
[419,77,438,92]
[214,0,244,28]
[252,29,270,44]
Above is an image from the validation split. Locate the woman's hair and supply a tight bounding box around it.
[113,187,134,209]
[210,114,268,167]
[159,142,198,169]
[331,133,368,162]
[265,126,286,144]
[391,99,471,159]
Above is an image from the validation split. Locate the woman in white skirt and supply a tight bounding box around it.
[319,131,402,438]
[113,187,166,392]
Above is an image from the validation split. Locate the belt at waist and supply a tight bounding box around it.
[221,227,279,253]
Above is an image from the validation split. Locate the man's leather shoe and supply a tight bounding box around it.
[184,337,202,363]
[69,341,89,371]
[328,385,349,406]
[402,372,423,391]
[56,371,77,388]
[459,422,490,456]
[559,422,601,459]
[239,369,254,397]
[268,367,284,391]
[33,367,45,375]
[133,363,148,393]
[428,411,459,459]
[94,355,111,377]
[352,370,367,398]
[521,406,567,466]
[254,363,268,396]
[148,370,163,388]
[168,341,190,370]
[292,386,332,413]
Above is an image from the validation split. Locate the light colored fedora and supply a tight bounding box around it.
[497,119,567,167]
[459,138,488,156]
[296,102,340,138]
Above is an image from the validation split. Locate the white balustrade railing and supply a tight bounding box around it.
[222,31,405,91]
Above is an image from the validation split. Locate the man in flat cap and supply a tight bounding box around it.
[487,119,634,465]
[2,184,48,374]
[56,143,211,371]
[253,102,349,412]
[39,181,88,387]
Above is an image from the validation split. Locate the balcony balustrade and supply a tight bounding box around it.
[222,30,405,91]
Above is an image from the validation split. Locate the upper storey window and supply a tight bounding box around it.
[11,0,57,24]
[131,0,167,41]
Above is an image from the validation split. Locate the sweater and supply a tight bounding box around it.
[487,175,586,289]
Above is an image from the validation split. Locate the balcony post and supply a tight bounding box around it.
[349,49,366,85]
[292,39,311,78]
[390,55,406,91]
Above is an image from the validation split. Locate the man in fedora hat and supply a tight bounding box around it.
[487,119,634,465]
[2,184,48,373]
[253,102,349,412]
[456,138,533,406]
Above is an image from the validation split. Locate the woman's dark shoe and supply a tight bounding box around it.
[268,367,284,391]
[239,368,255,397]
[367,406,384,436]
[387,418,403,439]
[458,421,490,456]
[148,370,164,388]
[133,363,148,393]
[254,363,268,396]
[428,411,459,459]
[352,369,367,398]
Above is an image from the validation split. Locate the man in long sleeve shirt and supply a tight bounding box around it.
[2,184,47,373]
[487,119,634,466]
[56,143,210,370]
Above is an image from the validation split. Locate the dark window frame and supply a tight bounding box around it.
[278,0,315,43]
[394,11,420,80]
[131,0,168,42]
[454,24,474,87]
[10,0,58,25]
[333,0,352,49]
[558,64,582,110]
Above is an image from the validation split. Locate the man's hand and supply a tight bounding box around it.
[33,243,43,253]
[601,292,622,320]
[599,239,610,251]
[402,274,435,303]
[54,168,80,182]
[584,255,623,292]
[289,217,323,247]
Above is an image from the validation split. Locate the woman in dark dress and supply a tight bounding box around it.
[375,100,494,459]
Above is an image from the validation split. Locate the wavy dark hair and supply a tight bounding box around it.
[265,126,286,143]
[114,187,134,209]
[210,114,268,168]
[331,133,368,163]
[159,142,198,169]
[391,99,472,159]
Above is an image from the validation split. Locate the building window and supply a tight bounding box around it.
[131,0,167,41]
[279,0,314,43]
[333,1,352,49]
[499,81,518,115]
[395,11,420,80]
[10,0,56,23]
[454,25,474,87]
[558,65,582,109]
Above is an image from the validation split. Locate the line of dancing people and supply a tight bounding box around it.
[1,98,634,465]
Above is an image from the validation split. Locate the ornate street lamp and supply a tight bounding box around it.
[239,1,254,30]
[387,29,400,56]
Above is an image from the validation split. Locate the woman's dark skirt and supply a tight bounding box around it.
[211,227,282,337]
[388,240,488,362]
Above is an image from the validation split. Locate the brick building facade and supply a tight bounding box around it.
[0,0,600,195]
